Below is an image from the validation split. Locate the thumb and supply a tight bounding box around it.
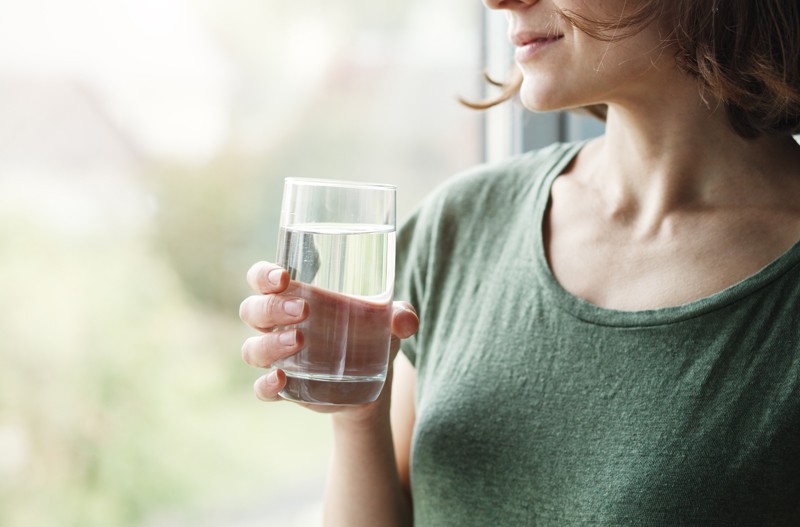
[391,301,419,340]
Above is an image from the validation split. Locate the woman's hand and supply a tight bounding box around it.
[238,261,418,416]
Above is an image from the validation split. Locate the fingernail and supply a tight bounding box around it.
[266,370,279,385]
[284,299,304,317]
[267,268,283,286]
[278,330,296,346]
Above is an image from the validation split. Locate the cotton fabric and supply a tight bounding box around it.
[396,142,800,526]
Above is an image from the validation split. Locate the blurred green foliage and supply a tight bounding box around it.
[0,0,480,525]
[145,152,280,313]
[0,207,332,527]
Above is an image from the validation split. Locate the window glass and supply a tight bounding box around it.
[0,1,481,525]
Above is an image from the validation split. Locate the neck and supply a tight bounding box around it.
[584,81,800,234]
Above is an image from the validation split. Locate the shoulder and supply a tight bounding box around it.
[412,141,580,224]
[437,141,576,199]
[397,142,582,268]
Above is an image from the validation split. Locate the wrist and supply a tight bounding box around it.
[330,398,391,432]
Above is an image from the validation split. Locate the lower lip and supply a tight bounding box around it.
[515,36,563,62]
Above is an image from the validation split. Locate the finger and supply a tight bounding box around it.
[246,261,289,294]
[239,294,308,332]
[390,333,403,359]
[391,301,419,340]
[241,330,304,368]
[254,369,286,401]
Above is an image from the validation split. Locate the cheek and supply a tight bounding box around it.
[577,39,660,92]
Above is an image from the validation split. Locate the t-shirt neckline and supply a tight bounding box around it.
[531,141,800,327]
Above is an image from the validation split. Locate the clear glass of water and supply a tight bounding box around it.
[274,178,396,405]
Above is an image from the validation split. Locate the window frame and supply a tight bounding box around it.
[481,9,604,163]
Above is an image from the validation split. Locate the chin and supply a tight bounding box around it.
[518,78,573,113]
[519,91,566,114]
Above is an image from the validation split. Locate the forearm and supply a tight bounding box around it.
[323,412,412,527]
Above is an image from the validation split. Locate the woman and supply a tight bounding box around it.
[239,0,800,524]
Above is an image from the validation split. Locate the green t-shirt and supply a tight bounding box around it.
[395,142,800,526]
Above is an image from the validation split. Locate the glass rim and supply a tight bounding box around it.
[284,177,396,191]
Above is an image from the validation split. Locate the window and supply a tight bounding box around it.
[0,1,482,526]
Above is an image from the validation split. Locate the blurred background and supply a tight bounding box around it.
[0,0,484,525]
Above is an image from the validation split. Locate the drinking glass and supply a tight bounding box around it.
[273,178,396,405]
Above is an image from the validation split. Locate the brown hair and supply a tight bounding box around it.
[463,1,800,139]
